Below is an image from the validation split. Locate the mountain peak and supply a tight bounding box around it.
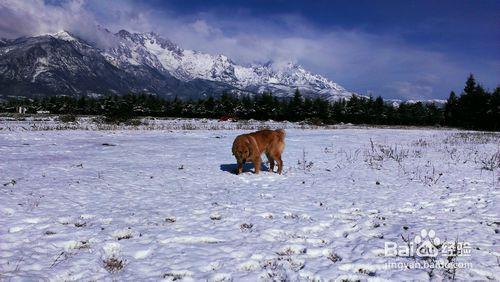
[286,61,300,69]
[145,31,160,39]
[116,29,132,38]
[50,30,77,42]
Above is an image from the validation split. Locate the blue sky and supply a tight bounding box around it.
[1,0,499,99]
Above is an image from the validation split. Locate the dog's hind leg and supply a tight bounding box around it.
[266,152,275,172]
[276,155,283,175]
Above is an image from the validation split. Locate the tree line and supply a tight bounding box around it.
[1,74,498,130]
[444,75,499,131]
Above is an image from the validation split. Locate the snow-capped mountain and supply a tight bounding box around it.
[107,30,353,100]
[385,98,447,108]
[0,29,355,100]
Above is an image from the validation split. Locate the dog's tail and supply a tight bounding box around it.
[275,129,286,142]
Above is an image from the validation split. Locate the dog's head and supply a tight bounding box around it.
[233,138,252,163]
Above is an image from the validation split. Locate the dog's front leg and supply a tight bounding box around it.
[236,161,243,175]
[253,157,261,174]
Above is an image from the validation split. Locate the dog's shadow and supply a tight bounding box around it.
[220,163,269,174]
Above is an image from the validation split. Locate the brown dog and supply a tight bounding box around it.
[232,129,285,175]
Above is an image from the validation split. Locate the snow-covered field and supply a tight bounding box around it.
[0,116,342,131]
[1,121,499,281]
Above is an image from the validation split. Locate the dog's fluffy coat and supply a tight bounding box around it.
[232,129,285,174]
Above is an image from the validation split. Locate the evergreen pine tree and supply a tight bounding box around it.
[458,74,490,128]
[444,91,458,126]
[464,74,476,95]
[373,96,385,124]
[287,89,304,121]
[488,87,500,130]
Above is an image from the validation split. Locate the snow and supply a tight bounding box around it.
[388,99,448,107]
[50,31,77,42]
[143,38,182,73]
[406,99,448,105]
[0,46,14,55]
[0,121,499,280]
[31,57,49,82]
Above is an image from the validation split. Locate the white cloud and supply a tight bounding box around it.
[389,82,434,99]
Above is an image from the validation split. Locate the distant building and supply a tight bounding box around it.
[16,106,27,114]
